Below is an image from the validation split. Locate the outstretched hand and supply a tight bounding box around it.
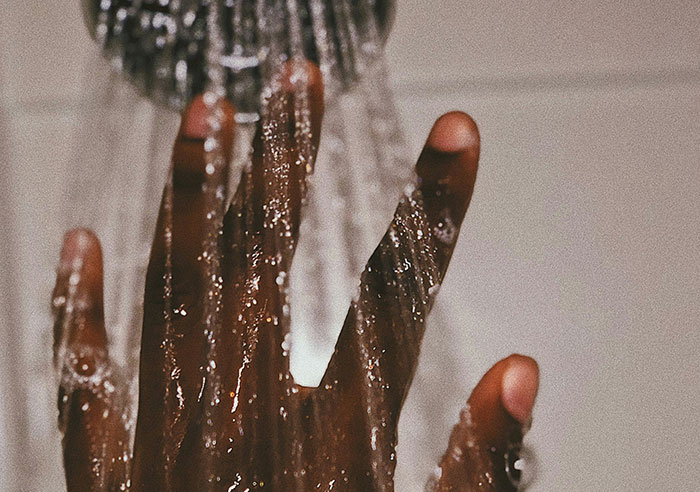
[53,64,539,491]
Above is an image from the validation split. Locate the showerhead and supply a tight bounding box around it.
[82,0,394,116]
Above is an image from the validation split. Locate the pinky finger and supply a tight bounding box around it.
[52,229,128,492]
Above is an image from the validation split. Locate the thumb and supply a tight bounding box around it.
[430,354,539,491]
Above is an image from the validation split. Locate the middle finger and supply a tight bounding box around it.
[132,95,236,490]
[214,61,324,486]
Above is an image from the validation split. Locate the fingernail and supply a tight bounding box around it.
[426,111,479,153]
[180,95,237,140]
[501,357,539,425]
[180,96,210,140]
[418,112,479,202]
[60,229,98,270]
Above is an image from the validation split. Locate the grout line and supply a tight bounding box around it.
[2,66,699,115]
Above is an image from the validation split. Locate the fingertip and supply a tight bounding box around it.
[414,111,480,246]
[55,228,107,355]
[173,95,236,186]
[281,59,324,101]
[60,228,99,260]
[418,112,480,192]
[179,96,208,140]
[444,354,538,490]
[59,228,103,279]
[179,94,236,142]
[279,59,325,140]
[426,111,479,154]
[501,354,540,425]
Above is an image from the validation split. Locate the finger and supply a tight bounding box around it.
[416,112,480,273]
[224,60,324,275]
[213,61,324,487]
[322,112,480,419]
[220,60,324,379]
[132,96,236,488]
[52,229,128,491]
[431,354,540,492]
[53,229,106,362]
[310,112,478,486]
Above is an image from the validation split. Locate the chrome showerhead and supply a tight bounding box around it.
[82,0,394,115]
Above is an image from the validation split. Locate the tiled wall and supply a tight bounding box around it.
[2,2,699,490]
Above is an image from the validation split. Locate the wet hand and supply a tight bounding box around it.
[53,65,539,491]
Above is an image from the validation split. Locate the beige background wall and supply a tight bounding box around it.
[1,1,699,490]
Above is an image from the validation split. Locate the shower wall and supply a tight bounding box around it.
[2,1,699,491]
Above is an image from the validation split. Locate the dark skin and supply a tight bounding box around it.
[53,64,539,491]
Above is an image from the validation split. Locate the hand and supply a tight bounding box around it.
[52,64,539,491]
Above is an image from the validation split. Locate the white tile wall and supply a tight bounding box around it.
[1,1,91,105]
[1,1,699,490]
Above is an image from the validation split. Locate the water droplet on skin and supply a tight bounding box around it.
[173,304,188,317]
[69,272,80,286]
[434,213,457,244]
[281,332,292,352]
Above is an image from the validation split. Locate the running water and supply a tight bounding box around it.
[48,1,509,490]
[82,0,393,115]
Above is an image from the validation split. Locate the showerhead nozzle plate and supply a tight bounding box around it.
[83,0,394,114]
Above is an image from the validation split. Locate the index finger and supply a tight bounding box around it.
[132,96,236,489]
